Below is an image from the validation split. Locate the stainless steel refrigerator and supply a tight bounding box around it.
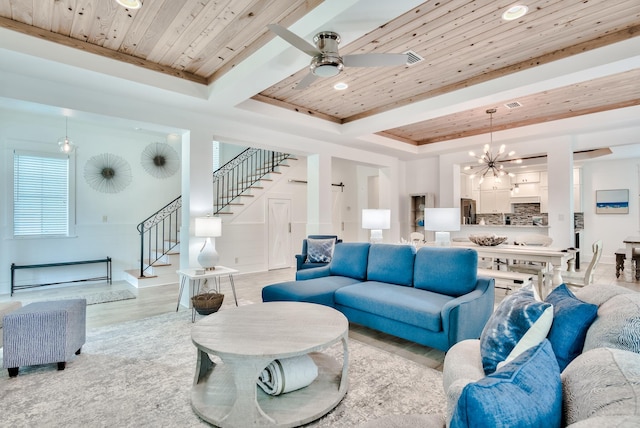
[461,198,476,225]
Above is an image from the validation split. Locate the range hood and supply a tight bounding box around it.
[510,196,541,204]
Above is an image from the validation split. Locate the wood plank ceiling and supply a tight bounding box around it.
[1,0,639,146]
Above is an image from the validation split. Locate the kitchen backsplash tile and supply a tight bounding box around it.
[477,203,583,227]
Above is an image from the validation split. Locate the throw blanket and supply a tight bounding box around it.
[257,354,318,396]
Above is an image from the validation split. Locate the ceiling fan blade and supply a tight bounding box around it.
[295,72,319,90]
[267,24,320,57]
[343,53,409,68]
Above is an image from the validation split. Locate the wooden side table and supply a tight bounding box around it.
[176,267,238,322]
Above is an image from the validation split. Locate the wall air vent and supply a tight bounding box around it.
[404,50,424,66]
[504,101,523,109]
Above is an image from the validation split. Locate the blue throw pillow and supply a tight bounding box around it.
[544,283,598,371]
[480,286,554,374]
[451,339,562,428]
[305,238,335,263]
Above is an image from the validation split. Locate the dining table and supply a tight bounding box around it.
[445,242,576,297]
[623,236,640,282]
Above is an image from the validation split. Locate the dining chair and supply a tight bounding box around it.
[544,240,603,288]
[410,232,425,243]
[507,234,554,286]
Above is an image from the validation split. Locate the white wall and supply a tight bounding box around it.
[0,110,181,294]
[581,158,640,264]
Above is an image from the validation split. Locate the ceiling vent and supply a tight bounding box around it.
[504,101,523,109]
[404,50,424,66]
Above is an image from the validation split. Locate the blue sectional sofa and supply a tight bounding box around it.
[262,242,495,352]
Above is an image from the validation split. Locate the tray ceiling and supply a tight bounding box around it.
[1,0,639,148]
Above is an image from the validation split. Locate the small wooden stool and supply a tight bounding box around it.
[615,248,640,280]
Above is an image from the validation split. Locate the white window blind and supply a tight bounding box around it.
[13,151,69,237]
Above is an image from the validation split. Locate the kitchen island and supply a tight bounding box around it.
[451,225,550,244]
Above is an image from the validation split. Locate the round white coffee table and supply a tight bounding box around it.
[190,301,349,428]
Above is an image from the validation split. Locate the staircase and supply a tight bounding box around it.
[125,148,296,288]
[212,148,295,215]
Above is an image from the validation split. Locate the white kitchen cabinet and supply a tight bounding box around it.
[513,172,540,184]
[479,189,511,213]
[460,174,477,198]
[479,176,511,191]
[512,182,539,197]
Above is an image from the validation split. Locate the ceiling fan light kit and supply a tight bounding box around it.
[268,24,408,90]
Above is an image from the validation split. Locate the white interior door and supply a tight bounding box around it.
[268,198,292,270]
[332,187,344,236]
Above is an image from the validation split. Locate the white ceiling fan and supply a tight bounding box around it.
[267,24,409,90]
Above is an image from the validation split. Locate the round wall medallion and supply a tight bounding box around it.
[84,153,132,193]
[141,142,180,179]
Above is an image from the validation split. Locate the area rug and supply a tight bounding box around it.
[61,289,137,305]
[0,305,446,427]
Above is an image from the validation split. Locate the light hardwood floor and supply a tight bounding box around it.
[2,262,638,371]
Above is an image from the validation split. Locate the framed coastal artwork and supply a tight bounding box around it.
[595,189,629,214]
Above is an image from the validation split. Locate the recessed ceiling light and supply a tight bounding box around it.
[334,82,348,91]
[115,0,142,9]
[502,4,528,21]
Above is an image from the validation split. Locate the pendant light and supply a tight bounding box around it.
[466,108,521,184]
[58,117,76,153]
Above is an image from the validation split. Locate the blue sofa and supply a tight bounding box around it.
[262,242,495,352]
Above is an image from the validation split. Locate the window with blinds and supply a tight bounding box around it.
[13,151,70,237]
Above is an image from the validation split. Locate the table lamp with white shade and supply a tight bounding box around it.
[424,208,460,246]
[362,209,391,243]
[195,216,222,270]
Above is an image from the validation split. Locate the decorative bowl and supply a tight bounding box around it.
[468,234,508,246]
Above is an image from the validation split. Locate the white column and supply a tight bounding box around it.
[179,129,213,308]
[439,154,456,208]
[379,164,401,243]
[546,141,574,248]
[306,154,333,235]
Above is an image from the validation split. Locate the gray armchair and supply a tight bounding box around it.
[295,235,341,271]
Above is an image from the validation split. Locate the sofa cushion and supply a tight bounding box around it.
[305,237,336,263]
[334,281,454,332]
[329,242,371,280]
[413,247,477,296]
[480,286,554,374]
[450,339,562,428]
[583,292,640,353]
[262,276,362,307]
[561,347,640,426]
[366,244,416,286]
[574,283,637,306]
[544,284,598,371]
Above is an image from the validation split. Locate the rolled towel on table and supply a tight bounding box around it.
[257,354,318,396]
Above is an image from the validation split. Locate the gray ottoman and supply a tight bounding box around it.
[3,299,86,377]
